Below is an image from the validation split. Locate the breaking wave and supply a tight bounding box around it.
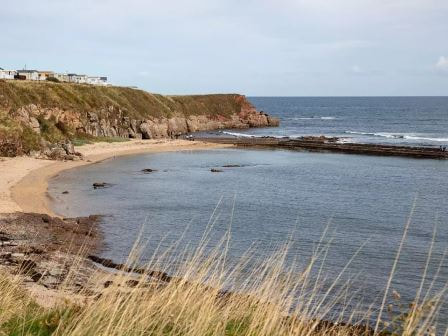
[345,131,448,142]
[222,131,289,139]
[222,131,257,138]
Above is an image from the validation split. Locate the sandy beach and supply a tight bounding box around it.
[0,139,231,216]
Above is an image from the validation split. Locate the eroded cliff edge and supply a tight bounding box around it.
[0,81,279,157]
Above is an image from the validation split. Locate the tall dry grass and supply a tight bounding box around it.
[0,273,32,325]
[1,214,447,336]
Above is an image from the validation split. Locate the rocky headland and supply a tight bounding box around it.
[0,80,279,158]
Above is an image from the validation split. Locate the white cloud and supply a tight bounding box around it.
[435,56,448,72]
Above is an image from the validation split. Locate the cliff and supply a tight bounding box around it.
[0,80,279,157]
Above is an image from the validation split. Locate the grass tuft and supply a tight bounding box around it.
[0,222,446,336]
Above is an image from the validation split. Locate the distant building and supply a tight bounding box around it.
[16,69,39,81]
[3,67,110,85]
[0,68,17,79]
[53,73,69,82]
[86,76,108,86]
[37,71,55,81]
[67,73,88,84]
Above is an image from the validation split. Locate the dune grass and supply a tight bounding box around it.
[1,220,446,336]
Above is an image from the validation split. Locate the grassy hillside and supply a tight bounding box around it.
[0,80,249,156]
[0,80,242,119]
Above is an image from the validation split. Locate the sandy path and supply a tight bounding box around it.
[0,139,231,216]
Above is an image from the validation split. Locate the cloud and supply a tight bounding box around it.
[435,56,448,73]
[1,0,447,95]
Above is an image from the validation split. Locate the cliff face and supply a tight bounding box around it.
[0,81,279,156]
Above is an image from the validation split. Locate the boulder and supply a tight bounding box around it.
[61,141,76,155]
[139,122,152,139]
[46,147,67,160]
[41,142,83,161]
[92,182,112,189]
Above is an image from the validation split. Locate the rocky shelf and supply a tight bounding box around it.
[199,136,448,159]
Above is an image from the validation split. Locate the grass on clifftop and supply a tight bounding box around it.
[1,220,446,336]
[0,80,243,120]
[0,80,246,155]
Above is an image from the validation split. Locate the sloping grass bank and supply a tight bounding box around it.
[0,80,243,119]
[0,80,250,156]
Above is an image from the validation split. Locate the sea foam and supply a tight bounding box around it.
[345,131,448,142]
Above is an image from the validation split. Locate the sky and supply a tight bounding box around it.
[1,0,448,96]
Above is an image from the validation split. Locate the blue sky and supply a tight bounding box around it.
[1,0,448,96]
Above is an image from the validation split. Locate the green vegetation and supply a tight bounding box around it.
[46,77,60,83]
[0,80,242,120]
[0,80,246,155]
[72,134,130,146]
[1,228,445,336]
[37,115,66,143]
[0,274,77,336]
[0,112,41,156]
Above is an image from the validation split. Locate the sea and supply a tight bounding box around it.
[49,97,448,326]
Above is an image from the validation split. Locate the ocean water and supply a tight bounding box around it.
[49,97,448,325]
[223,97,448,147]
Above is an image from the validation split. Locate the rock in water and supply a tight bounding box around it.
[93,182,112,189]
[210,168,223,173]
[141,168,158,173]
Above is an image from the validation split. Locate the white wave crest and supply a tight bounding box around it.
[222,131,256,138]
[222,131,291,139]
[345,131,448,142]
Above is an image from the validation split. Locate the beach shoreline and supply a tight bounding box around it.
[1,139,232,308]
[1,139,232,217]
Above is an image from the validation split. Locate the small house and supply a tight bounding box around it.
[38,71,55,81]
[86,76,108,85]
[53,73,69,82]
[0,68,17,79]
[16,70,39,81]
[67,73,87,84]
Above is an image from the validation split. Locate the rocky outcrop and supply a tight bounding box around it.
[13,100,278,141]
[0,213,101,289]
[38,140,83,161]
[0,81,279,158]
[14,105,41,133]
